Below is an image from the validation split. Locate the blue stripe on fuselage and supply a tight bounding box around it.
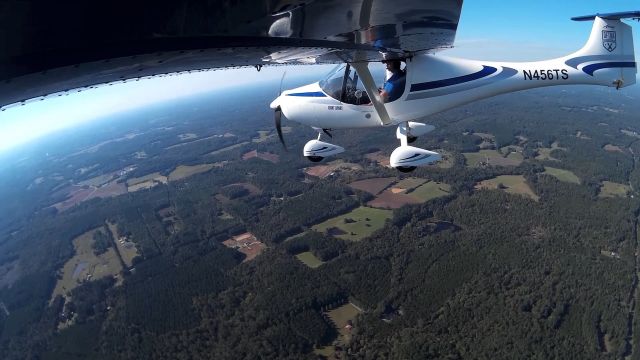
[286,92,326,97]
[581,62,636,76]
[410,66,498,92]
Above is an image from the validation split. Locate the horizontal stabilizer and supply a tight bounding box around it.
[572,11,640,21]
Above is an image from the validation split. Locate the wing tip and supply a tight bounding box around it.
[571,11,640,22]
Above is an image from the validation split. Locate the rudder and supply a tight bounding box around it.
[568,16,636,88]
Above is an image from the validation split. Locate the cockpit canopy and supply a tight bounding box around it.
[319,63,402,105]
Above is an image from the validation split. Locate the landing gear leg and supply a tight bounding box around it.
[390,122,441,172]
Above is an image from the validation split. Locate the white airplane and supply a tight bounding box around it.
[270,13,638,172]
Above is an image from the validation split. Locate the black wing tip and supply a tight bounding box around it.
[571,11,640,21]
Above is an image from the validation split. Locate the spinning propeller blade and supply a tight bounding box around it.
[279,71,287,96]
[274,106,287,151]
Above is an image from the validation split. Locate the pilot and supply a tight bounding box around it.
[380,60,406,103]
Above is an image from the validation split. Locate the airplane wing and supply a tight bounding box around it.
[0,0,462,109]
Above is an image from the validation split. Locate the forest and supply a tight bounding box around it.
[0,83,639,359]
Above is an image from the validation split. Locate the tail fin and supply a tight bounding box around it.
[567,15,637,88]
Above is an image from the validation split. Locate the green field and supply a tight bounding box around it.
[328,303,361,337]
[51,228,123,302]
[409,181,451,201]
[476,175,539,201]
[506,151,524,162]
[535,141,566,161]
[252,130,271,143]
[543,167,580,184]
[312,206,392,241]
[463,150,522,167]
[168,164,216,181]
[435,150,455,169]
[394,177,426,191]
[295,251,324,268]
[315,303,363,356]
[599,181,630,198]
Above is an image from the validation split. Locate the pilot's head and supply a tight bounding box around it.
[383,59,402,72]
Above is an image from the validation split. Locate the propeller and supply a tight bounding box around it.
[275,106,287,151]
[275,71,288,151]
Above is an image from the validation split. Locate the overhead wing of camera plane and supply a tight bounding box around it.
[1,1,638,171]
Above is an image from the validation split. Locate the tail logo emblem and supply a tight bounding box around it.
[602,30,617,52]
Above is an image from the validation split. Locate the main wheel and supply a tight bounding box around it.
[407,136,418,144]
[307,156,324,163]
[396,166,416,173]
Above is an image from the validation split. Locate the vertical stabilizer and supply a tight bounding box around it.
[567,17,636,88]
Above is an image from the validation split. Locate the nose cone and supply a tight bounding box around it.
[270,95,281,110]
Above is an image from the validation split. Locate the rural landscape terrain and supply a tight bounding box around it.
[0,79,640,359]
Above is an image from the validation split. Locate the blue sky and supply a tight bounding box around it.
[0,0,638,152]
[445,0,640,60]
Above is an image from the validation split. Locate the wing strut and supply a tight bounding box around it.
[351,62,392,125]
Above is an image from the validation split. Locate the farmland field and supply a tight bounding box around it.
[312,206,392,241]
[106,221,139,267]
[168,164,216,181]
[295,251,324,268]
[475,175,539,201]
[394,177,426,191]
[536,141,566,161]
[348,177,396,195]
[367,191,421,209]
[543,167,580,184]
[51,228,123,301]
[328,303,361,338]
[409,181,451,201]
[463,150,522,167]
[599,181,630,198]
[435,150,455,168]
[603,144,624,153]
[305,160,362,178]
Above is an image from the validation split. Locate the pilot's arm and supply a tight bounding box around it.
[379,81,394,103]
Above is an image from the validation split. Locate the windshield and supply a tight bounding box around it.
[319,64,350,100]
[319,62,400,104]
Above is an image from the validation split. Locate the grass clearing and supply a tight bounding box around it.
[348,177,396,195]
[436,150,455,169]
[536,141,566,161]
[475,175,539,201]
[394,177,426,191]
[622,129,640,139]
[168,164,215,181]
[543,167,580,184]
[51,228,123,302]
[252,130,272,143]
[206,141,250,156]
[328,303,361,338]
[127,172,167,192]
[463,150,522,167]
[106,221,139,267]
[599,181,630,198]
[295,251,324,268]
[312,206,392,241]
[506,151,524,162]
[409,181,451,201]
[78,173,116,187]
[603,144,624,153]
